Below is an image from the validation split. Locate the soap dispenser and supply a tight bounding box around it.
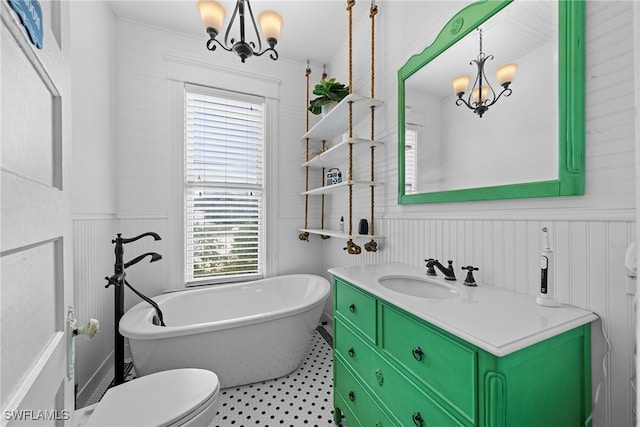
[536,227,560,307]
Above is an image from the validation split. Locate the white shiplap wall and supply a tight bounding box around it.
[69,0,117,407]
[72,7,326,400]
[110,18,325,287]
[320,2,637,427]
[72,218,115,407]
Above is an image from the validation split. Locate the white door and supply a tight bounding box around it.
[1,0,74,425]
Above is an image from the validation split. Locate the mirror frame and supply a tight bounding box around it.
[398,0,585,204]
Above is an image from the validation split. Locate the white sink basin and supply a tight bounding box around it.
[378,275,460,299]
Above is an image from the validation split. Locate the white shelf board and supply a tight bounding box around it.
[302,94,383,141]
[302,180,383,196]
[300,228,384,240]
[302,138,383,169]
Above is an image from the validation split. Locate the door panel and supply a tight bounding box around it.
[1,0,73,424]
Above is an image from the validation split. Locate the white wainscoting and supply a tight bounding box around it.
[73,216,172,407]
[72,217,115,407]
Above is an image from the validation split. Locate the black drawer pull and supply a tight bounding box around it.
[412,412,424,427]
[348,391,355,402]
[348,347,355,357]
[349,303,356,313]
[411,346,424,361]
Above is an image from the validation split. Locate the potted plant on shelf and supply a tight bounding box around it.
[308,77,349,116]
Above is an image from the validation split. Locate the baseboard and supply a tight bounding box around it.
[75,351,113,409]
[320,312,333,334]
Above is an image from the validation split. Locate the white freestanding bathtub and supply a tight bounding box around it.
[119,274,330,388]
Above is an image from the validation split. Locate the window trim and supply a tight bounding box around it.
[184,84,265,286]
[168,60,280,288]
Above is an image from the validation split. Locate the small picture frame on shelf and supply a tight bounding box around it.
[326,168,342,186]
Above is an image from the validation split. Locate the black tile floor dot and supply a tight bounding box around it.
[212,328,338,426]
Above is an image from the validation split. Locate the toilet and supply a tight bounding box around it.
[76,369,220,427]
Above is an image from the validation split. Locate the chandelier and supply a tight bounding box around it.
[451,28,517,118]
[197,0,283,63]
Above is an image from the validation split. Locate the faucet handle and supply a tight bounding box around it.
[424,258,437,276]
[104,276,118,288]
[104,272,125,288]
[461,265,479,287]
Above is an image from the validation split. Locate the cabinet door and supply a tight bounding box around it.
[481,325,592,427]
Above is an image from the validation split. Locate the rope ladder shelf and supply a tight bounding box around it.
[299,229,384,240]
[298,0,382,253]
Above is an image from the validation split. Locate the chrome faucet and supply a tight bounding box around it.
[425,259,456,281]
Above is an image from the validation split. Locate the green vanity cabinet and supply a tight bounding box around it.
[332,277,592,427]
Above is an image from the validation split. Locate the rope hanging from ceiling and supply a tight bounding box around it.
[298,62,311,242]
[320,68,330,240]
[299,1,379,254]
[344,0,361,255]
[365,0,378,253]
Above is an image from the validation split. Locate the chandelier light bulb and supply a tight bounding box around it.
[472,86,490,104]
[258,10,283,46]
[197,0,226,37]
[452,74,471,97]
[495,62,518,87]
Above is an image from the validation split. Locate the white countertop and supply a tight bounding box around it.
[328,262,598,357]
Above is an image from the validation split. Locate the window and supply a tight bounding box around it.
[184,85,265,284]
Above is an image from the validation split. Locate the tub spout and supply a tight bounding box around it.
[117,232,161,245]
[124,252,162,269]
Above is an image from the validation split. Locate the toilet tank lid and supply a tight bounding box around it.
[86,368,219,427]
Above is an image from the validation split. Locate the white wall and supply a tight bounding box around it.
[110,17,324,298]
[69,0,117,406]
[71,2,326,404]
[320,2,637,426]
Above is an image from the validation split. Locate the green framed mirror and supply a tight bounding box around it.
[398,0,584,204]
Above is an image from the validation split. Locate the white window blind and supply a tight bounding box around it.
[185,85,265,284]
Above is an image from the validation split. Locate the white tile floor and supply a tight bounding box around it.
[84,326,338,426]
[214,329,335,426]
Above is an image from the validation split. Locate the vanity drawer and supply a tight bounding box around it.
[381,304,477,422]
[334,356,395,427]
[367,353,468,427]
[335,319,377,384]
[334,278,376,342]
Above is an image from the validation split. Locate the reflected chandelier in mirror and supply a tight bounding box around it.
[452,28,517,118]
[397,0,585,204]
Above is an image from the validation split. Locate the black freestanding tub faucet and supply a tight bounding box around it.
[105,232,163,385]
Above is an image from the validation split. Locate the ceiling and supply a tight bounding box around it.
[108,0,369,65]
